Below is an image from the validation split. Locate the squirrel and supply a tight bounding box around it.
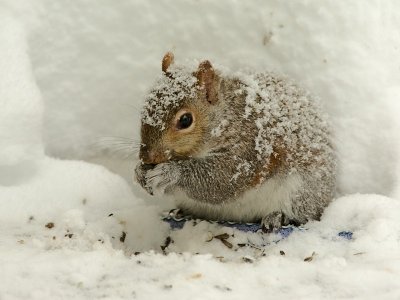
[135,52,336,232]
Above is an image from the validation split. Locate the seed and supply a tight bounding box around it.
[304,252,316,262]
[120,231,127,243]
[214,233,230,240]
[45,222,54,229]
[242,256,254,263]
[221,239,233,249]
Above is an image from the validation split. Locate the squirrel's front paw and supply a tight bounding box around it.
[261,211,290,233]
[145,162,180,195]
[135,163,154,195]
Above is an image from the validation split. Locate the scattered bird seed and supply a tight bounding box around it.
[205,232,213,242]
[120,231,127,243]
[242,256,254,263]
[45,222,54,229]
[189,273,202,279]
[304,252,316,262]
[220,239,233,249]
[210,233,233,248]
[214,285,232,292]
[214,233,230,240]
[163,284,173,290]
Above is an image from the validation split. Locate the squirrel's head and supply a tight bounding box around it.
[139,52,220,164]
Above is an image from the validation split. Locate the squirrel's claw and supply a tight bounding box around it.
[145,163,180,195]
[134,163,154,195]
[261,211,289,233]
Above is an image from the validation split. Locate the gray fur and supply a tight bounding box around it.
[135,66,336,229]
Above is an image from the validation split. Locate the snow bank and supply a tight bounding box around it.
[0,11,166,297]
[9,0,397,199]
[2,194,400,299]
[0,12,43,166]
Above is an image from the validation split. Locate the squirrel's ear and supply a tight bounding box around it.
[162,52,174,74]
[196,60,218,104]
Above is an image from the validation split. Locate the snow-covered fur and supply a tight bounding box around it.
[136,55,336,230]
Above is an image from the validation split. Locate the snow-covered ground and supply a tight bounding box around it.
[1,1,400,299]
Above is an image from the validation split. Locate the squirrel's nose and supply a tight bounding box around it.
[140,149,168,164]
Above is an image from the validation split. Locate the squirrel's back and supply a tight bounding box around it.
[205,71,335,190]
[175,71,336,223]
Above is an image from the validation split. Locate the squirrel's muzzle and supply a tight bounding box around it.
[139,145,168,164]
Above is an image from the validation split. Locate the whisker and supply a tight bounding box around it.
[94,136,140,146]
[120,103,143,113]
[90,136,141,159]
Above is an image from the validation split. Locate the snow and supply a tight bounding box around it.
[237,71,332,165]
[2,194,400,299]
[141,67,198,130]
[0,12,43,165]
[1,1,400,299]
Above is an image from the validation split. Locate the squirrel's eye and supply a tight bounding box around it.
[177,113,193,130]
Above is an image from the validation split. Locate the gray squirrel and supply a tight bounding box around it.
[135,52,336,232]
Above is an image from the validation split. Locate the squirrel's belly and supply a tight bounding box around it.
[173,173,303,222]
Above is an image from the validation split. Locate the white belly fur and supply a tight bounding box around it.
[172,173,303,222]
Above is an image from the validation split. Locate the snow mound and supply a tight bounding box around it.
[0,12,43,165]
[2,193,400,299]
[12,0,397,201]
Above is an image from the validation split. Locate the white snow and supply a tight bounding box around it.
[0,12,43,165]
[141,67,198,130]
[1,1,400,299]
[211,119,229,137]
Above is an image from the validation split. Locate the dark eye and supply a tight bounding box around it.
[177,113,193,130]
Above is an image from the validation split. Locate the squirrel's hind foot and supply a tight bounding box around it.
[261,211,292,233]
[261,211,304,233]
